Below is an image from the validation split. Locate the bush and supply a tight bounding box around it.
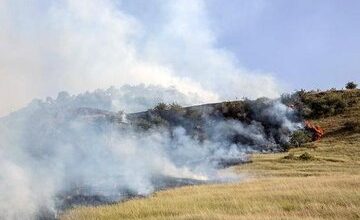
[153,102,168,112]
[221,101,247,119]
[290,130,312,147]
[149,114,169,127]
[283,152,314,161]
[168,102,184,113]
[296,89,306,97]
[298,152,314,161]
[344,120,360,131]
[346,81,357,90]
[301,92,347,118]
[280,93,300,106]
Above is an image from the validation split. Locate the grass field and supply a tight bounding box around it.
[61,90,360,220]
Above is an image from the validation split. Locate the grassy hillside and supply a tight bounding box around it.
[61,89,360,220]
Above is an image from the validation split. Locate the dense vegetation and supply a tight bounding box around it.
[282,88,359,119]
[289,130,312,147]
[128,97,300,151]
[62,89,360,220]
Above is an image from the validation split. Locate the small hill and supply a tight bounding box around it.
[61,89,360,220]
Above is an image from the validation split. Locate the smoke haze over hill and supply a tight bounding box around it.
[0,0,279,117]
[0,86,301,219]
[0,1,306,219]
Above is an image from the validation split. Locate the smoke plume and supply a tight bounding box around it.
[0,0,279,117]
[0,85,300,219]
[0,1,290,219]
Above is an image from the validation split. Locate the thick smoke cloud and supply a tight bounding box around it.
[0,1,287,219]
[0,0,279,117]
[0,86,300,219]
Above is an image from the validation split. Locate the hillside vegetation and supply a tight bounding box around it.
[62,89,360,220]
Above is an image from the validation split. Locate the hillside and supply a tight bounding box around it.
[61,89,360,220]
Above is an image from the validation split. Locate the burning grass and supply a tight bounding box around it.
[61,89,360,220]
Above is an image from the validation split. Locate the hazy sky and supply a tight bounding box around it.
[120,0,360,90]
[206,0,360,91]
[0,0,359,116]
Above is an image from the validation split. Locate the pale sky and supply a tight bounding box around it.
[206,0,360,91]
[0,0,359,116]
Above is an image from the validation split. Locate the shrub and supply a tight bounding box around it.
[298,152,314,161]
[345,81,358,89]
[280,93,300,106]
[283,152,314,161]
[296,89,306,97]
[168,102,184,114]
[344,120,360,131]
[301,92,347,118]
[281,142,291,151]
[221,101,247,119]
[348,98,357,107]
[149,115,169,127]
[153,102,168,112]
[290,130,312,147]
[300,105,313,118]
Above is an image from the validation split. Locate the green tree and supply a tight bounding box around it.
[345,81,357,89]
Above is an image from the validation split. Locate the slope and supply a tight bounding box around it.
[61,89,360,220]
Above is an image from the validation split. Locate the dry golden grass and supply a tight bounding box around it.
[61,90,360,220]
[62,175,360,220]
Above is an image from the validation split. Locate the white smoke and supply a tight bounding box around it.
[28,84,203,114]
[0,0,279,117]
[0,1,288,219]
[0,86,300,219]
